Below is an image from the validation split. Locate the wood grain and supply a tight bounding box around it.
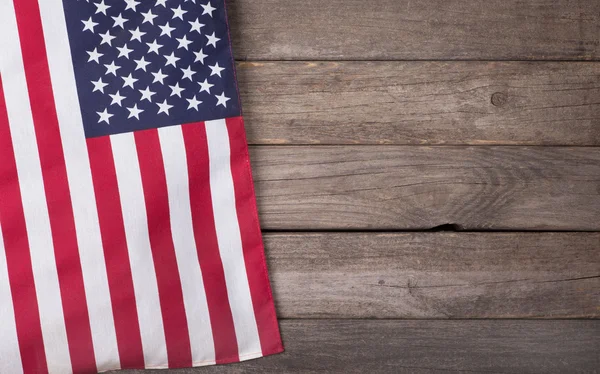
[103,2,600,371]
[250,146,600,230]
[116,320,600,373]
[264,233,600,318]
[236,61,600,145]
[226,0,600,60]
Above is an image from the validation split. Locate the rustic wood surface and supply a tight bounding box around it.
[108,0,600,372]
[226,0,600,61]
[263,233,600,319]
[250,146,600,230]
[236,61,600,145]
[115,320,600,373]
[221,0,600,371]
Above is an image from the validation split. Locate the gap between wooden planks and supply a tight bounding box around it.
[235,61,600,146]
[226,0,600,61]
[114,320,600,373]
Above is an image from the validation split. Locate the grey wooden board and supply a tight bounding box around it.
[250,146,600,230]
[264,233,600,318]
[237,61,600,145]
[226,0,600,61]
[114,320,600,373]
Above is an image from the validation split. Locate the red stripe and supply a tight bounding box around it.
[225,117,283,356]
[181,122,240,363]
[12,0,97,372]
[133,129,192,368]
[0,76,49,374]
[87,136,145,369]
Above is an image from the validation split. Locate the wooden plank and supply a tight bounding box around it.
[250,146,600,230]
[237,61,600,146]
[226,0,600,60]
[115,320,600,373]
[265,233,600,319]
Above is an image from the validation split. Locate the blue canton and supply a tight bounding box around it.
[63,0,241,138]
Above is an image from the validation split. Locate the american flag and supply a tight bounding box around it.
[0,0,282,373]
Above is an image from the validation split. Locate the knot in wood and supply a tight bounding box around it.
[491,92,508,107]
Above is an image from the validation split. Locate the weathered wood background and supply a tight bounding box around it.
[117,0,599,372]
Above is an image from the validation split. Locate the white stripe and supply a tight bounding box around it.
[0,2,72,373]
[158,125,216,365]
[205,119,261,356]
[0,225,24,374]
[37,0,120,370]
[111,132,168,368]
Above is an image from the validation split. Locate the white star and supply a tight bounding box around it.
[171,5,187,20]
[104,61,120,76]
[215,92,230,107]
[111,13,128,28]
[176,35,193,50]
[134,57,151,71]
[205,32,220,48]
[193,48,208,64]
[97,108,113,124]
[180,66,196,81]
[124,0,140,11]
[189,18,205,33]
[201,2,216,17]
[82,17,98,32]
[164,52,180,67]
[92,78,108,93]
[138,86,156,102]
[127,104,144,120]
[151,69,168,84]
[198,78,213,94]
[208,62,225,77]
[117,44,134,59]
[99,30,116,46]
[141,10,158,24]
[109,91,126,106]
[122,73,138,89]
[146,40,163,54]
[169,82,185,97]
[157,99,173,115]
[155,0,168,7]
[130,27,146,42]
[159,22,176,37]
[187,95,203,111]
[95,0,111,15]
[87,48,103,63]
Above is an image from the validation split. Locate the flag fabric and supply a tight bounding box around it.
[0,0,283,373]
